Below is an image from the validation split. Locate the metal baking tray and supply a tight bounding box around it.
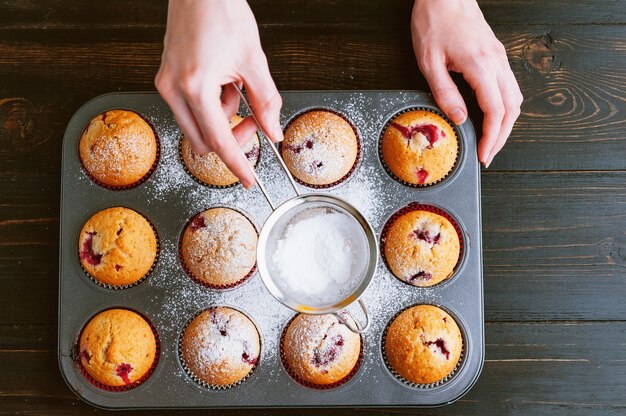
[58,91,484,409]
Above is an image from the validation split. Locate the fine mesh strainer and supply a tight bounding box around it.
[234,84,377,333]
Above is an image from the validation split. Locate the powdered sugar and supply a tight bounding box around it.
[271,211,368,306]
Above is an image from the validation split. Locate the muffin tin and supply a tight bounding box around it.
[58,91,484,409]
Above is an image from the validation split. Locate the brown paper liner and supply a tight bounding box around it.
[378,107,460,188]
[380,203,465,288]
[79,110,161,190]
[279,314,364,390]
[278,108,361,189]
[75,308,160,392]
[381,304,465,389]
[178,132,262,189]
[178,207,258,290]
[177,307,260,390]
[78,209,160,290]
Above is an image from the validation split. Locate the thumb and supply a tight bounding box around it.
[242,53,283,142]
[420,61,467,125]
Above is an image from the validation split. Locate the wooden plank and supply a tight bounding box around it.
[0,25,624,172]
[0,0,624,29]
[0,172,624,324]
[2,322,626,414]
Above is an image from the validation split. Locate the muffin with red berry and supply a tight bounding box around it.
[381,110,457,185]
[181,115,260,187]
[282,313,361,386]
[180,208,257,287]
[281,110,358,186]
[79,207,157,287]
[383,209,459,287]
[181,307,260,387]
[79,309,157,388]
[80,110,157,187]
[385,305,462,385]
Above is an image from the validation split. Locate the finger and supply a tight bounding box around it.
[464,68,505,167]
[221,82,241,119]
[241,52,283,142]
[164,94,211,154]
[231,116,259,147]
[185,86,256,188]
[419,59,468,125]
[486,70,523,166]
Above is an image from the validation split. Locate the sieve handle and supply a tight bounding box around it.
[334,300,370,334]
[232,83,301,211]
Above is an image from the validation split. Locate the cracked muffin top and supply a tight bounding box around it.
[78,207,157,287]
[79,109,157,187]
[181,307,260,387]
[282,313,360,386]
[180,208,257,287]
[381,110,457,185]
[281,110,358,186]
[181,114,260,187]
[383,209,460,287]
[79,309,157,387]
[385,305,462,385]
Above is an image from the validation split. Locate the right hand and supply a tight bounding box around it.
[155,0,283,189]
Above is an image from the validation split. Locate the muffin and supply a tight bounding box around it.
[79,309,157,387]
[381,110,457,185]
[385,305,462,385]
[282,313,361,386]
[383,209,460,287]
[79,207,157,287]
[79,109,157,187]
[181,307,260,387]
[281,110,358,186]
[181,115,260,187]
[181,208,257,287]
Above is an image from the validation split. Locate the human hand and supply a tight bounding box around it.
[155,0,283,188]
[411,0,523,167]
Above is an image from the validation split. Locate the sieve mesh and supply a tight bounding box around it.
[263,200,370,310]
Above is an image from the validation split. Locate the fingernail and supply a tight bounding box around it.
[450,108,467,125]
[272,122,283,142]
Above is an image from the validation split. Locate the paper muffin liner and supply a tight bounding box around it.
[381,304,465,389]
[79,110,161,190]
[380,202,465,288]
[177,307,260,390]
[378,107,460,188]
[178,133,262,189]
[75,308,160,392]
[78,209,160,290]
[178,206,258,290]
[279,313,364,390]
[278,108,362,190]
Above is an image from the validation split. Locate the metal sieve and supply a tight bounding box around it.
[234,84,376,333]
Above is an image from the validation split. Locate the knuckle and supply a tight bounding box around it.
[258,92,282,114]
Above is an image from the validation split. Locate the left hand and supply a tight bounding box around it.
[411,0,523,167]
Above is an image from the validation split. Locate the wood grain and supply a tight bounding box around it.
[0,25,625,172]
[1,0,625,29]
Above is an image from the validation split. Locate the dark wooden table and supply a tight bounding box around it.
[1,1,625,414]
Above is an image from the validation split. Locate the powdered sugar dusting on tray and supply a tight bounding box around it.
[120,92,459,386]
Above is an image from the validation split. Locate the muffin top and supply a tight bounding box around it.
[384,209,460,287]
[79,207,157,287]
[79,109,157,187]
[79,309,157,387]
[381,110,457,185]
[182,307,260,387]
[282,313,361,386]
[281,110,358,186]
[181,208,257,287]
[385,305,462,385]
[181,115,260,187]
